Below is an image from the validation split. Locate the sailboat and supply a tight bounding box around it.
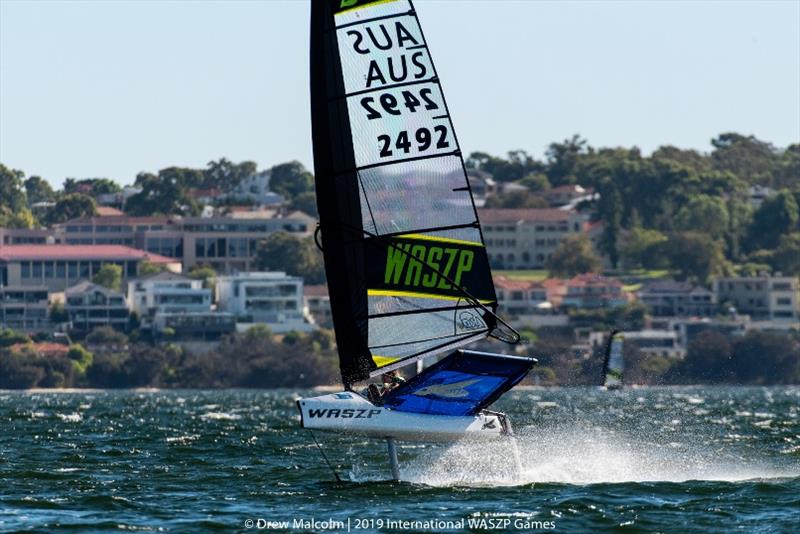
[299,0,535,478]
[601,330,624,390]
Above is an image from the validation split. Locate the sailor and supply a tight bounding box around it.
[364,370,405,404]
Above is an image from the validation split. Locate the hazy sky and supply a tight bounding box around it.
[1,0,798,188]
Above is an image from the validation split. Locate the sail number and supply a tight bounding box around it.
[361,88,439,120]
[378,126,450,158]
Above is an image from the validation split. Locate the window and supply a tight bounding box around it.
[56,261,66,278]
[32,261,42,278]
[776,298,791,306]
[21,262,30,279]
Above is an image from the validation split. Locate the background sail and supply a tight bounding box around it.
[603,332,625,389]
[310,0,498,386]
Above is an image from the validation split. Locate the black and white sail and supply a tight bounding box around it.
[310,0,510,387]
[602,331,624,390]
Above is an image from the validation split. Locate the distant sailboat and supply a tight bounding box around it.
[602,330,624,390]
[298,0,535,479]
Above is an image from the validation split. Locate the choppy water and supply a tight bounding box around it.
[1,387,798,532]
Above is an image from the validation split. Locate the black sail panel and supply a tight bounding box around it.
[311,0,500,387]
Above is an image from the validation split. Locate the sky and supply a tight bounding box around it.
[1,0,798,188]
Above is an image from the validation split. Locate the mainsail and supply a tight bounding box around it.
[310,0,511,387]
[602,331,624,390]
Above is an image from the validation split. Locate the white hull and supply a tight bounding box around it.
[297,391,507,442]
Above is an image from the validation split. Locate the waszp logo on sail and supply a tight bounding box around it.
[384,244,474,289]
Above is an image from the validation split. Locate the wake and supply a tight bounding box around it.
[392,425,798,487]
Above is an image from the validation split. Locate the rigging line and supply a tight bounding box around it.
[309,429,342,483]
[334,220,520,344]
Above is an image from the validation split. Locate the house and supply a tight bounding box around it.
[0,286,50,330]
[216,272,314,333]
[589,329,685,359]
[493,276,569,328]
[9,342,70,358]
[748,185,775,209]
[0,244,178,292]
[560,274,629,309]
[0,228,56,245]
[64,281,129,333]
[304,284,332,328]
[127,271,211,323]
[224,170,285,206]
[714,275,799,322]
[478,208,587,269]
[637,280,716,317]
[545,184,595,208]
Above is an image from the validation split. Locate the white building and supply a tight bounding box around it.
[65,281,129,333]
[127,271,211,325]
[216,272,314,333]
[226,170,284,206]
[714,275,799,322]
[0,286,50,331]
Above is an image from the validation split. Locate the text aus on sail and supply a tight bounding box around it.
[339,17,456,167]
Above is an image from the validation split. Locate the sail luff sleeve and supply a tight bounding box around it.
[311,0,500,382]
[311,1,374,386]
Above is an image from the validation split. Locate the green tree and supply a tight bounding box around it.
[545,134,590,185]
[772,233,800,276]
[731,331,799,384]
[63,178,121,196]
[138,260,166,277]
[288,191,319,217]
[0,328,29,348]
[677,331,734,384]
[710,133,779,185]
[0,163,28,212]
[545,235,602,277]
[466,150,544,183]
[621,227,668,269]
[268,161,314,199]
[0,206,36,229]
[45,193,98,225]
[516,173,551,193]
[24,175,56,205]
[254,232,325,283]
[125,169,200,216]
[597,180,622,268]
[92,264,122,291]
[49,301,69,323]
[674,194,730,239]
[205,158,257,191]
[67,344,94,375]
[664,232,729,283]
[188,265,217,290]
[484,191,548,208]
[747,190,799,250]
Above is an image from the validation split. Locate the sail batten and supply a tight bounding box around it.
[311,0,503,386]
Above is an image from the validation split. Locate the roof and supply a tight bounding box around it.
[639,280,702,294]
[95,206,125,216]
[60,215,174,225]
[304,284,329,297]
[548,184,590,195]
[65,280,124,296]
[478,208,575,223]
[135,270,191,282]
[565,274,623,288]
[0,245,174,264]
[493,276,542,291]
[10,342,70,356]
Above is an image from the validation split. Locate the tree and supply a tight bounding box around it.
[188,265,217,290]
[138,260,166,276]
[545,235,602,277]
[92,264,122,291]
[674,195,730,240]
[0,163,28,212]
[125,169,200,216]
[710,133,779,185]
[676,331,734,384]
[484,191,548,209]
[50,301,69,323]
[516,173,551,193]
[24,175,56,205]
[288,191,319,217]
[545,134,590,185]
[0,206,35,229]
[772,233,800,275]
[45,193,98,225]
[204,158,257,191]
[466,150,543,183]
[0,328,29,348]
[664,232,729,283]
[67,344,94,375]
[747,190,799,250]
[268,161,314,199]
[731,331,799,384]
[621,228,668,269]
[63,178,121,196]
[254,232,325,283]
[597,180,622,268]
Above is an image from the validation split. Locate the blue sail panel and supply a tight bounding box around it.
[382,350,535,416]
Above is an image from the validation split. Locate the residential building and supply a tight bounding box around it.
[589,329,685,359]
[0,245,178,292]
[127,271,211,325]
[478,208,587,269]
[216,272,314,333]
[64,281,129,333]
[0,228,56,245]
[748,185,775,209]
[670,317,750,347]
[152,311,236,341]
[53,211,312,273]
[9,342,70,358]
[304,284,332,328]
[545,184,595,208]
[0,286,50,330]
[493,276,568,328]
[561,274,629,309]
[714,275,799,322]
[225,170,285,206]
[637,280,716,317]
